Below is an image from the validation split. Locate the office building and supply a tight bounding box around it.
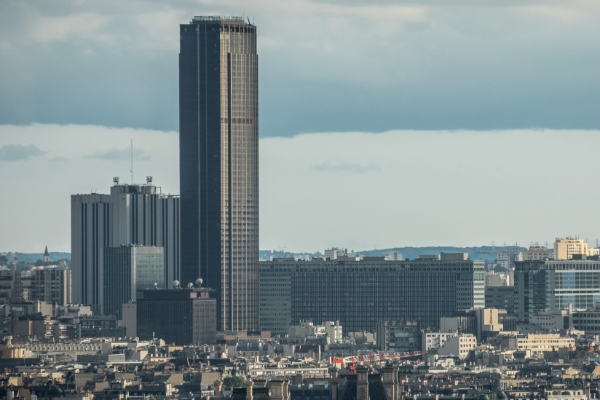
[523,245,553,261]
[500,333,574,354]
[514,259,600,323]
[427,333,476,359]
[554,236,599,260]
[484,271,511,286]
[103,245,165,319]
[179,16,259,331]
[137,288,217,345]
[259,254,485,334]
[0,270,23,305]
[485,285,515,314]
[376,320,421,352]
[324,248,348,260]
[71,182,179,312]
[29,269,71,305]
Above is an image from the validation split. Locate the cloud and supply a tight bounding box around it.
[312,160,381,173]
[0,144,46,161]
[85,146,151,161]
[48,156,68,162]
[1,1,600,137]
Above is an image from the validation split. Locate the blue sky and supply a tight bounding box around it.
[1,0,600,252]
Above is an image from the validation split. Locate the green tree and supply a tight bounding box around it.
[223,376,245,388]
[0,255,8,266]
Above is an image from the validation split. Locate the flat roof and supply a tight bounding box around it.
[193,16,244,23]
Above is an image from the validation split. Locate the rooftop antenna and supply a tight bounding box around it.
[130,139,133,184]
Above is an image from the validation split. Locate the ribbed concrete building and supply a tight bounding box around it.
[71,182,179,313]
[259,254,485,335]
[179,16,259,331]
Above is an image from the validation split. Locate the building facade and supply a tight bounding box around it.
[179,16,259,331]
[485,285,515,314]
[71,183,179,312]
[259,254,485,334]
[523,246,553,261]
[137,288,217,345]
[554,237,599,260]
[29,269,71,305]
[514,259,600,323]
[484,271,511,286]
[0,270,23,305]
[103,245,165,318]
[376,320,421,352]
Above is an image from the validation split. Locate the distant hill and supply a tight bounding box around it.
[3,252,71,263]
[260,246,524,264]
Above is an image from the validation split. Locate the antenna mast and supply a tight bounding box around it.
[130,139,133,184]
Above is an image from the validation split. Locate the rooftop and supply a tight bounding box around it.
[193,16,245,23]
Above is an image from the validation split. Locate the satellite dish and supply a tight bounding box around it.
[195,278,203,287]
[187,283,194,289]
[153,282,158,289]
[172,280,180,288]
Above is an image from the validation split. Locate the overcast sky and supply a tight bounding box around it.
[1,1,599,252]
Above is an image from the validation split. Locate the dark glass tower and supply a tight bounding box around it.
[179,16,259,331]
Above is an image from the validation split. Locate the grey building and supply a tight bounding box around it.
[376,320,421,352]
[179,15,259,332]
[0,270,22,305]
[485,285,515,314]
[103,245,164,319]
[259,254,485,335]
[514,259,600,323]
[29,269,71,305]
[71,183,179,312]
[137,288,216,345]
[179,16,259,332]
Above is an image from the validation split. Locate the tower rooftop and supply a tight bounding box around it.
[192,16,245,23]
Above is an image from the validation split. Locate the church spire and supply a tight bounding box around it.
[43,245,49,263]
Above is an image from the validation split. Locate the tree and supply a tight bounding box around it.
[223,376,245,388]
[0,255,8,266]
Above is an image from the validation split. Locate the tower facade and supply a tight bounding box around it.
[179,16,259,331]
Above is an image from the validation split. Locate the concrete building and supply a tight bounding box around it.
[179,16,259,332]
[121,302,137,338]
[324,248,348,260]
[440,308,508,342]
[509,333,574,354]
[376,320,421,352]
[287,321,342,344]
[384,251,403,261]
[514,259,600,322]
[523,246,553,261]
[484,271,511,286]
[103,245,165,318]
[71,182,179,312]
[137,288,216,345]
[422,332,476,358]
[530,308,572,331]
[497,250,522,269]
[554,236,599,260]
[437,334,477,359]
[259,254,485,334]
[0,270,22,304]
[29,269,71,305]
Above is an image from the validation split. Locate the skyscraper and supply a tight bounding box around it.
[179,16,259,331]
[71,182,179,313]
